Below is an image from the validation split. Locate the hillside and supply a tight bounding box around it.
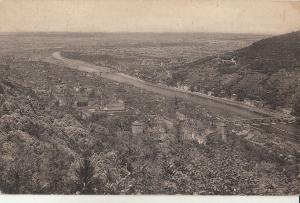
[1,54,299,194]
[235,31,300,73]
[169,31,300,111]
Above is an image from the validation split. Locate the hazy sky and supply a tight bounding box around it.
[0,0,300,34]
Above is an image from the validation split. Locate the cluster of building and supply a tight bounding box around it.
[49,82,126,120]
[215,56,237,65]
[152,112,226,145]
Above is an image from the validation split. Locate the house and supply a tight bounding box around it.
[253,100,264,108]
[79,109,93,120]
[74,86,80,93]
[103,99,125,112]
[207,91,214,96]
[231,93,238,101]
[221,58,237,65]
[176,112,186,121]
[156,116,212,145]
[75,96,89,107]
[178,117,209,144]
[216,121,227,142]
[190,127,218,145]
[157,117,174,134]
[73,86,89,97]
[243,98,255,106]
[280,108,292,115]
[178,85,190,91]
[54,84,66,94]
[53,94,67,107]
[132,120,144,136]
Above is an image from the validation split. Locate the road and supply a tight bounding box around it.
[52,51,275,121]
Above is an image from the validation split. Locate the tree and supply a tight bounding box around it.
[64,86,75,112]
[0,83,4,94]
[47,145,66,194]
[292,91,300,124]
[75,158,96,194]
[0,64,10,80]
[236,89,247,101]
[2,166,21,194]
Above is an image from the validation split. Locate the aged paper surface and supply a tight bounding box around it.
[0,0,299,202]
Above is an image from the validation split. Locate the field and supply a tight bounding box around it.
[0,32,265,65]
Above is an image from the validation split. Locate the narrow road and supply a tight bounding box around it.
[53,51,273,120]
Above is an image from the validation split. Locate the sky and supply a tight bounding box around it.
[0,0,300,34]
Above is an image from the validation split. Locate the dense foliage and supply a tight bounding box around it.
[0,71,299,194]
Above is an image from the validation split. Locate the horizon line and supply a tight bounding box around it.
[0,30,278,36]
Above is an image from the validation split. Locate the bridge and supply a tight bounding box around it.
[214,115,298,143]
[231,116,296,126]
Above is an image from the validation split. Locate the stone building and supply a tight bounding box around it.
[216,121,227,143]
[103,99,125,112]
[75,96,89,107]
[132,120,144,136]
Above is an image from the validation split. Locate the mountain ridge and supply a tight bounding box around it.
[169,31,300,112]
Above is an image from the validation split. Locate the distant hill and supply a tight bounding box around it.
[235,31,300,73]
[169,31,300,110]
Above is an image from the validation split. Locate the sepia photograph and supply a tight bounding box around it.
[0,0,300,201]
